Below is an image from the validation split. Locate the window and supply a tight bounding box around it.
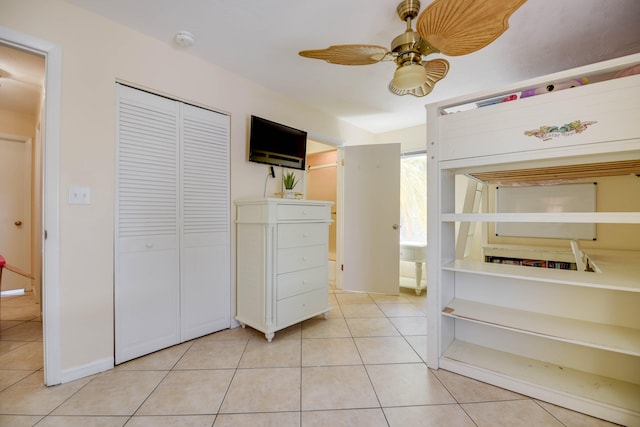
[400,151,427,243]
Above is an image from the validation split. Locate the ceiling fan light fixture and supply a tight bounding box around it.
[389,79,433,97]
[392,62,427,90]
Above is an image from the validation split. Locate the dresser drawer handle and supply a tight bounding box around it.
[302,233,308,238]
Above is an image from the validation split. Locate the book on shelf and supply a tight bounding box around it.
[485,256,576,270]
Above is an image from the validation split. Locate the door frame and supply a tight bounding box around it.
[0,26,63,386]
[305,133,345,289]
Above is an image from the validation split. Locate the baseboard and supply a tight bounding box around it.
[60,357,114,384]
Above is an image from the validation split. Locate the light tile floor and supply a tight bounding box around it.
[0,289,621,426]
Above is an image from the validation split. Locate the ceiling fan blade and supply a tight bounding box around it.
[424,57,450,83]
[389,58,449,97]
[299,44,392,65]
[416,0,527,56]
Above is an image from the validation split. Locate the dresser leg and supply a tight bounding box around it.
[265,332,274,342]
[322,311,329,320]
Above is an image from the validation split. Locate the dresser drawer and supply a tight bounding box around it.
[277,288,328,326]
[277,245,327,274]
[278,223,327,248]
[277,266,327,300]
[277,204,329,221]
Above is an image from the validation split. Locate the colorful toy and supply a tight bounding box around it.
[520,77,588,98]
[476,93,518,107]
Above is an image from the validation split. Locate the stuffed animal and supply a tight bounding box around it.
[520,77,588,98]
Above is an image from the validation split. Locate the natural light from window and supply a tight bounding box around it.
[400,152,427,244]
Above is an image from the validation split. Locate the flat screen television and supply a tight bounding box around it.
[249,115,307,170]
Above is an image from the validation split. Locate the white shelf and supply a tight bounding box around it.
[441,340,640,425]
[441,212,640,223]
[442,256,640,293]
[443,299,640,356]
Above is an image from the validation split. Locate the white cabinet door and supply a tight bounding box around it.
[340,143,401,294]
[180,104,230,341]
[115,85,180,364]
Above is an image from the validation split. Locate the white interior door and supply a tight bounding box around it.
[339,143,400,294]
[0,135,31,292]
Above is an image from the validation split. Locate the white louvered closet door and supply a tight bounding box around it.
[115,85,230,364]
[180,104,230,341]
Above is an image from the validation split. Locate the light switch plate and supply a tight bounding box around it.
[69,186,91,205]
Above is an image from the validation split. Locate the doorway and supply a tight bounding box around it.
[0,42,44,385]
[0,26,62,386]
[305,140,338,285]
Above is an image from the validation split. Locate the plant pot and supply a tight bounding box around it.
[283,189,295,199]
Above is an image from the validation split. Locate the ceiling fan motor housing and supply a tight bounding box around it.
[392,0,438,68]
[391,31,424,66]
[397,0,421,21]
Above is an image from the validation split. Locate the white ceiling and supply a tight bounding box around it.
[3,0,640,132]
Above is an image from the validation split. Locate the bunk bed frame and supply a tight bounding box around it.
[426,53,640,426]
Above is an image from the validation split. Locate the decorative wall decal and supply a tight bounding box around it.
[524,120,597,141]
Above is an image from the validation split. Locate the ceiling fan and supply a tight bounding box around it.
[299,0,527,97]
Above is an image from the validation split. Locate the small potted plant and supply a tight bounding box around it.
[283,171,298,198]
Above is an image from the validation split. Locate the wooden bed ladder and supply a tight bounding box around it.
[455,179,484,259]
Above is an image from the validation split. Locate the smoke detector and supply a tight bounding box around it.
[174,31,195,48]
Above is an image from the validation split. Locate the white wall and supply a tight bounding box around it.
[0,0,380,380]
[376,124,427,153]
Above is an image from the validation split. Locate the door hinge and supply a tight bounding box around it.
[44,229,48,239]
[341,264,344,271]
[341,159,345,166]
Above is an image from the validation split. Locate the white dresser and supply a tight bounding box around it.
[235,198,333,341]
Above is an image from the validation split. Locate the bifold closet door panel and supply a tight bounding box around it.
[115,85,180,364]
[115,241,180,364]
[180,105,230,341]
[181,235,229,340]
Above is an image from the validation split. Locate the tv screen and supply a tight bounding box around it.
[249,115,307,170]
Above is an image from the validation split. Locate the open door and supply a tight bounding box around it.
[339,143,400,294]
